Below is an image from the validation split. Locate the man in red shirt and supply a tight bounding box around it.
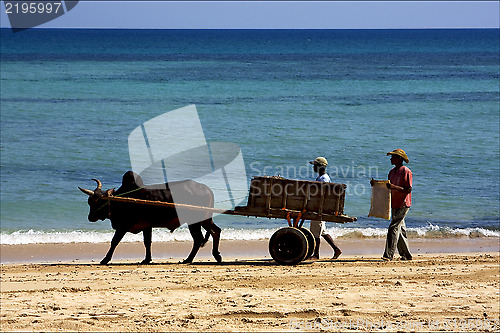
[383,149,413,261]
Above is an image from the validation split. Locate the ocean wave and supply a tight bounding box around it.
[1,224,498,245]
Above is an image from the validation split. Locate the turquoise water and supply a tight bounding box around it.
[1,29,499,244]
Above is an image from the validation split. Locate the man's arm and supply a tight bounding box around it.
[386,182,411,193]
[369,178,409,192]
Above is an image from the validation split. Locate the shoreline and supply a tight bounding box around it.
[1,237,498,264]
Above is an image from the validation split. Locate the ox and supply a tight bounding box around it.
[79,171,222,265]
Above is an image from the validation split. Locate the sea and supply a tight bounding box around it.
[1,29,499,245]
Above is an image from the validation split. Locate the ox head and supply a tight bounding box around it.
[79,179,114,222]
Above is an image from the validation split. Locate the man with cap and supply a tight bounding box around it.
[379,149,413,261]
[309,157,342,260]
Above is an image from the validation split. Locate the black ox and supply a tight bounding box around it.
[79,171,222,264]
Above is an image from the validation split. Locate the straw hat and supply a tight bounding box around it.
[387,149,409,163]
[309,156,328,166]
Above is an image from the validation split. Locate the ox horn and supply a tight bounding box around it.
[92,178,102,191]
[78,178,102,196]
[78,187,94,196]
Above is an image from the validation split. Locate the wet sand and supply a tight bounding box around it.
[1,239,499,332]
[1,238,499,264]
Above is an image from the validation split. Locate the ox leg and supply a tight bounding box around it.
[141,227,152,264]
[200,229,210,248]
[206,220,222,263]
[101,229,127,265]
[182,224,204,264]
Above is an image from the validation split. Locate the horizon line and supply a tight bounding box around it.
[1,27,499,30]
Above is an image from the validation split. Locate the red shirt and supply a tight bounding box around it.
[388,166,412,209]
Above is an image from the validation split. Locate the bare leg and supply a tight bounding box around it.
[101,229,127,265]
[322,234,342,259]
[141,227,152,264]
[312,237,320,259]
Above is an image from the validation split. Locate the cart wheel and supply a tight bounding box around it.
[269,227,308,265]
[299,227,316,260]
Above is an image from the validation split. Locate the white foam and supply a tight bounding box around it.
[411,222,500,238]
[0,225,498,245]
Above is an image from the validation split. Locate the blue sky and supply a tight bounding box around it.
[1,1,499,29]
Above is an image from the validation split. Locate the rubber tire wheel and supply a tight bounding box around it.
[269,227,308,265]
[299,227,316,260]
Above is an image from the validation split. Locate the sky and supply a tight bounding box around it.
[0,1,499,29]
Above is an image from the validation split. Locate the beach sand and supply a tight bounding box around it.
[1,239,499,332]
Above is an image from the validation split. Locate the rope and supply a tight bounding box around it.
[113,187,143,198]
[94,187,143,213]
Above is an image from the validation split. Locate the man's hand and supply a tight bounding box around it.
[387,183,411,193]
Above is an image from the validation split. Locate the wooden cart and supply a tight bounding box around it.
[232,176,356,264]
[108,176,356,265]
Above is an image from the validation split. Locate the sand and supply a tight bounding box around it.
[2,238,499,264]
[1,239,499,332]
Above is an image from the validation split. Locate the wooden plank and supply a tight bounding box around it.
[249,187,256,208]
[338,184,345,214]
[302,185,310,212]
[233,206,356,223]
[265,178,273,216]
[281,189,288,209]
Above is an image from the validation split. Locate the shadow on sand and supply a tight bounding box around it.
[40,257,385,268]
